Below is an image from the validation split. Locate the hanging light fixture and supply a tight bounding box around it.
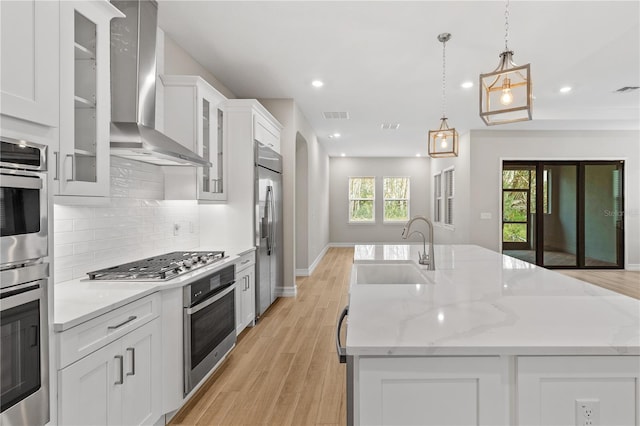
[479,0,532,125]
[428,33,458,158]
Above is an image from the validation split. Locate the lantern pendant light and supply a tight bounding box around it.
[428,33,459,158]
[479,0,532,125]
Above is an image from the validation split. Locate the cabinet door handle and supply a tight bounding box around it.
[53,152,60,181]
[114,355,124,385]
[65,154,75,182]
[108,315,137,330]
[126,347,135,376]
[245,276,249,290]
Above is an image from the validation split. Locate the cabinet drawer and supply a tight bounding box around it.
[254,116,280,152]
[236,251,255,272]
[58,292,161,368]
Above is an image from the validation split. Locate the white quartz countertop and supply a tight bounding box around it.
[347,244,640,356]
[54,246,255,332]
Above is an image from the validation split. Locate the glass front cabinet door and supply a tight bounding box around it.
[162,75,228,202]
[57,1,123,196]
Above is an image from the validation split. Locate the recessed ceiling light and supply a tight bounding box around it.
[329,133,341,139]
[340,153,346,157]
[461,81,474,89]
[311,80,324,88]
[559,86,572,93]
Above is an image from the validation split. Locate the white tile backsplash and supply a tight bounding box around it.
[53,157,200,284]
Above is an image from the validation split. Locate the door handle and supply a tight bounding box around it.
[265,186,272,254]
[108,315,137,330]
[126,347,135,376]
[53,151,60,181]
[114,355,124,385]
[336,306,349,363]
[65,154,75,182]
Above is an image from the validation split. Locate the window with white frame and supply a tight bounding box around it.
[433,172,442,223]
[443,167,455,226]
[348,177,375,222]
[383,177,410,222]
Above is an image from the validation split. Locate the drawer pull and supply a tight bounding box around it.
[126,347,135,376]
[241,259,251,265]
[108,315,137,330]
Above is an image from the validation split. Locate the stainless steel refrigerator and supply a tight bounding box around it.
[255,142,283,319]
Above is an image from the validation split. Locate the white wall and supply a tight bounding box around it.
[429,132,471,245]
[295,133,309,270]
[468,130,640,269]
[329,157,430,244]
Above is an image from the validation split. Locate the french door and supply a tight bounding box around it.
[502,161,624,269]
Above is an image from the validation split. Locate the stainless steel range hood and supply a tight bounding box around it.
[110,0,210,167]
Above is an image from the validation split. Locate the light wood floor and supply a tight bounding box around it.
[170,247,353,426]
[170,247,639,425]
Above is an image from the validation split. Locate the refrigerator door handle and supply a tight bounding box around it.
[268,185,276,253]
[265,186,272,255]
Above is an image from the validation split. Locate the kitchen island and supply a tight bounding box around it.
[343,244,640,425]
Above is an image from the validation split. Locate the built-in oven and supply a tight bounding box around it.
[183,264,236,396]
[0,262,49,426]
[1,136,48,267]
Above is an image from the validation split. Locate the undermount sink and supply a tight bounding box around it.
[353,263,433,285]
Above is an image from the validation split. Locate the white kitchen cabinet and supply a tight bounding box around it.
[254,113,281,154]
[357,356,505,426]
[57,293,162,426]
[235,251,256,335]
[55,0,123,196]
[58,318,161,426]
[517,356,640,426]
[162,75,228,202]
[0,0,59,127]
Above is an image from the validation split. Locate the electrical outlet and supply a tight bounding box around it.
[575,399,600,426]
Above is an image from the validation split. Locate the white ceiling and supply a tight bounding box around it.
[158,1,640,157]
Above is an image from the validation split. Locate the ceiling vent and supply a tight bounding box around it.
[323,111,350,120]
[381,123,400,130]
[614,86,640,93]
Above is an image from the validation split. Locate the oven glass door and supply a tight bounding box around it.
[0,172,47,265]
[1,290,41,412]
[189,287,235,369]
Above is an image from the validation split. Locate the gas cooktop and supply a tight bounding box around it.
[87,251,226,281]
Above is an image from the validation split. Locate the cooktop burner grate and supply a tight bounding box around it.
[87,251,225,281]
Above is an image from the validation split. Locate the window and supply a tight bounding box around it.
[433,173,442,223]
[383,177,410,222]
[443,168,455,226]
[348,177,375,222]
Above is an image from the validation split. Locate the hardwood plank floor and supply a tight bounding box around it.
[170,247,639,425]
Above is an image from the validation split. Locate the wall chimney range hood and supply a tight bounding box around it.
[109,0,211,167]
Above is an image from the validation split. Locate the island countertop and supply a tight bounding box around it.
[346,244,640,356]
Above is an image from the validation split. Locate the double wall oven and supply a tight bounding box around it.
[0,136,50,426]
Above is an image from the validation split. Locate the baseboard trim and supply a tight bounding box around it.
[295,244,330,277]
[275,285,297,297]
[626,264,640,271]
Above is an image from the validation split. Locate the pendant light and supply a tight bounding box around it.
[428,33,458,158]
[479,0,532,125]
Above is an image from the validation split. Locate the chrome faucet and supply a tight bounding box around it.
[401,216,435,270]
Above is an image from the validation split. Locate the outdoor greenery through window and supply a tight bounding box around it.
[383,177,410,222]
[502,167,550,244]
[349,177,375,222]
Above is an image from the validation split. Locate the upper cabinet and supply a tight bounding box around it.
[0,1,59,127]
[55,1,123,197]
[162,75,228,202]
[254,113,281,154]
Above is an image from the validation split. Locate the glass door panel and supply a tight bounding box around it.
[584,163,623,267]
[502,165,536,263]
[542,164,577,267]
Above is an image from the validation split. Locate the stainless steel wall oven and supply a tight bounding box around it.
[0,263,49,426]
[183,264,236,396]
[1,137,48,267]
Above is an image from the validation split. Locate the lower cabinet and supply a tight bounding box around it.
[357,356,504,426]
[58,318,162,426]
[235,252,256,335]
